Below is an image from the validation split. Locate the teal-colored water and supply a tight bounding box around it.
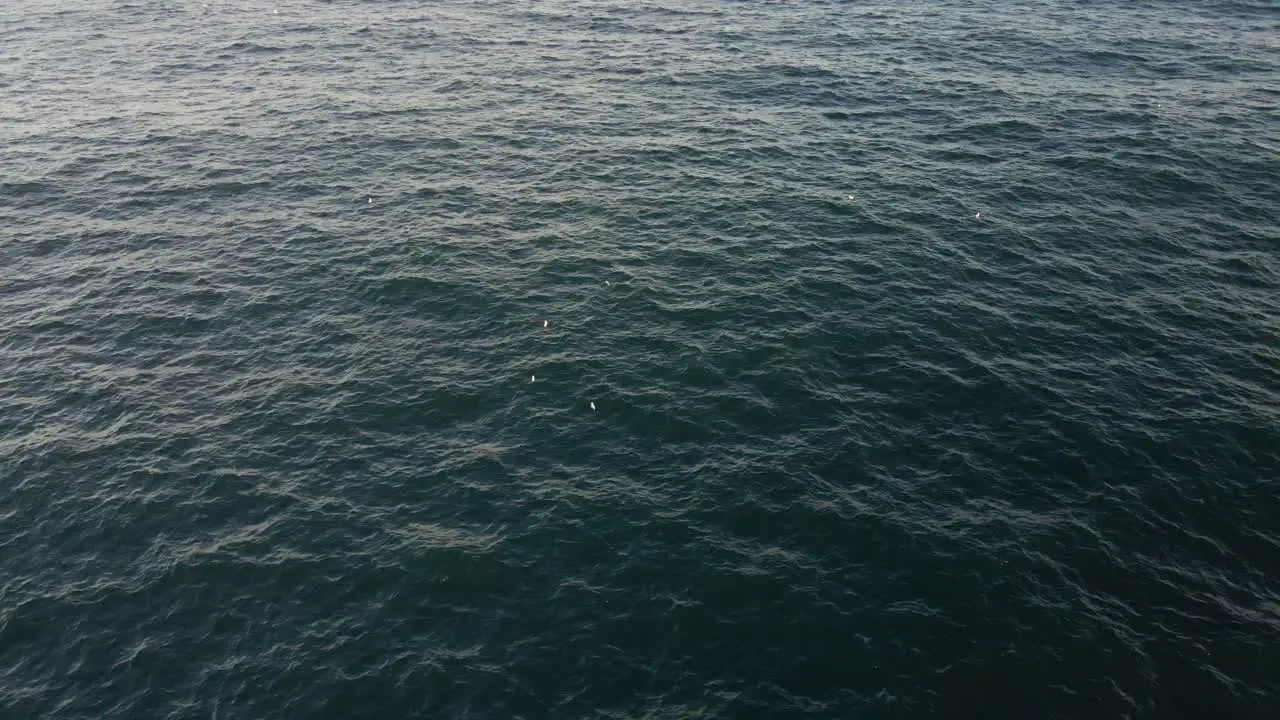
[2,1,1278,717]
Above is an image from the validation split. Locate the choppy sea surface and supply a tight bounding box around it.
[2,0,1279,717]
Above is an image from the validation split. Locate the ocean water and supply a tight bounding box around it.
[2,0,1278,717]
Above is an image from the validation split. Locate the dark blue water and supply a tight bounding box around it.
[3,1,1279,717]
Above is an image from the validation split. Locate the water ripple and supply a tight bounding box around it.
[2,0,1278,718]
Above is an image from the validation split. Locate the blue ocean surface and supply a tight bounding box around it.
[2,0,1278,717]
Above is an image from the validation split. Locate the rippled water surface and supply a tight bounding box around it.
[3,0,1279,717]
